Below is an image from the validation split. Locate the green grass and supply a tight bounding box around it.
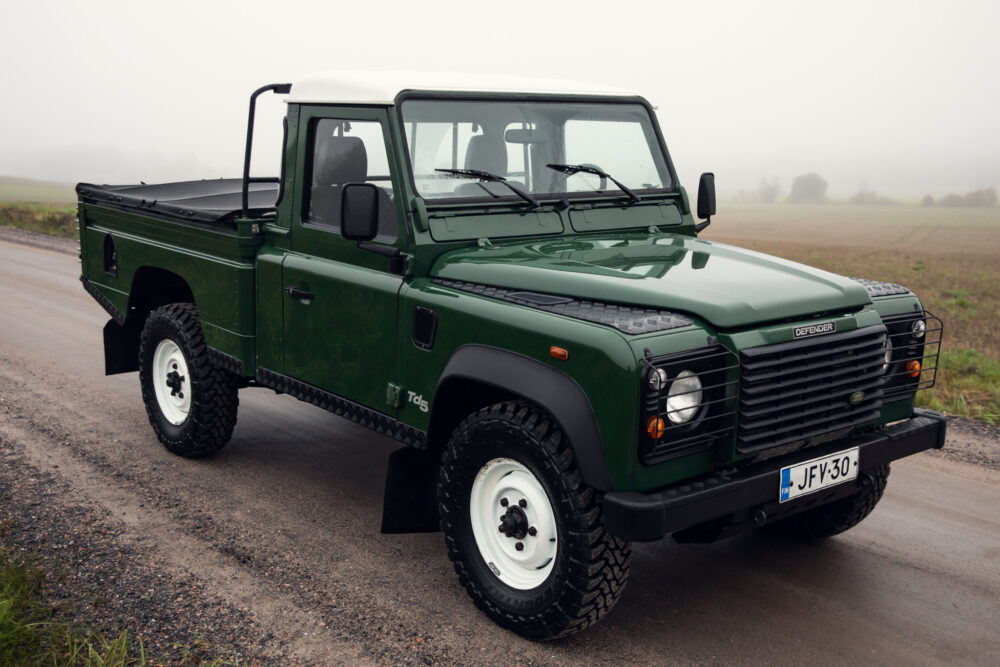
[917,348,1000,424]
[0,548,243,666]
[0,202,77,237]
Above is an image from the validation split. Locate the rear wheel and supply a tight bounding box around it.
[138,303,238,457]
[765,465,890,541]
[438,401,631,640]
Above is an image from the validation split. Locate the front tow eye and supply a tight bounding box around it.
[165,370,186,397]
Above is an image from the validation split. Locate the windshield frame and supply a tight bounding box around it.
[394,92,680,208]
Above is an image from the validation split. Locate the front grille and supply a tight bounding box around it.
[738,325,887,452]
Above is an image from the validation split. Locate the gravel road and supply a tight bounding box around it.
[1,230,998,664]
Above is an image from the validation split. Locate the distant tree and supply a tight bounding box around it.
[940,193,964,207]
[787,173,828,204]
[757,176,781,203]
[848,189,897,206]
[963,187,997,207]
[921,194,934,206]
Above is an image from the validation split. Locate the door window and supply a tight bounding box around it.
[305,119,398,243]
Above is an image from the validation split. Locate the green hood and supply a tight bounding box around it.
[430,233,873,330]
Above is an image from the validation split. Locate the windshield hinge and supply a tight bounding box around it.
[401,252,415,276]
[477,237,495,249]
[648,225,662,235]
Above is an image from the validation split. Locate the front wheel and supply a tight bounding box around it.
[138,303,238,457]
[438,402,631,640]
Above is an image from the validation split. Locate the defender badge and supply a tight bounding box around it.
[793,321,836,339]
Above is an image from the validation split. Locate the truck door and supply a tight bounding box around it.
[281,108,405,413]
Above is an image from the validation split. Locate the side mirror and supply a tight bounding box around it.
[695,172,715,233]
[697,172,716,220]
[341,183,379,241]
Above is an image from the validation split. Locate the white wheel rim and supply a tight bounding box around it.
[152,339,191,425]
[469,457,558,590]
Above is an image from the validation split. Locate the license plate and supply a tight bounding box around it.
[779,447,859,503]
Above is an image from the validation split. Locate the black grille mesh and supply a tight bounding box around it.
[737,325,887,452]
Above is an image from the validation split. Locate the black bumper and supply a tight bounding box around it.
[603,409,948,542]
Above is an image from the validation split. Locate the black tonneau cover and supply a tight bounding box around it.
[76,178,279,223]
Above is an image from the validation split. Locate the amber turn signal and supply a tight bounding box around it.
[645,416,666,439]
[550,346,569,361]
[906,360,921,377]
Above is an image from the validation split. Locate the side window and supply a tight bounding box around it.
[306,118,398,243]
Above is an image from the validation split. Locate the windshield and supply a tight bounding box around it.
[400,99,673,202]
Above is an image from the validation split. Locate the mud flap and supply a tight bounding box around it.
[103,318,139,375]
[380,447,441,534]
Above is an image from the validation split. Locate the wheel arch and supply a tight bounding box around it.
[428,345,612,492]
[102,266,197,376]
[126,266,197,325]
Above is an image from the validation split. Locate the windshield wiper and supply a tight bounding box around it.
[435,168,540,209]
[545,163,642,205]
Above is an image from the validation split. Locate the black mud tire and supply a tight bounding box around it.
[438,401,631,640]
[765,464,890,541]
[138,303,238,458]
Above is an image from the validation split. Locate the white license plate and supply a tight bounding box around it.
[779,447,859,503]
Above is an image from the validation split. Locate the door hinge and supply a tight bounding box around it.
[386,382,403,408]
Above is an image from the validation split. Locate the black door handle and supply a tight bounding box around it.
[284,286,315,300]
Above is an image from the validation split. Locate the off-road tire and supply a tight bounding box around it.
[765,464,890,541]
[138,303,238,457]
[438,401,631,640]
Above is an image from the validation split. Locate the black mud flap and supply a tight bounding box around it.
[380,447,441,534]
[103,318,139,375]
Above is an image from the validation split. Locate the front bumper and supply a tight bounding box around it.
[603,409,947,542]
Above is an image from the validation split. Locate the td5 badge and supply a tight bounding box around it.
[407,391,429,413]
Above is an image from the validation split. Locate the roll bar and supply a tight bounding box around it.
[241,82,292,219]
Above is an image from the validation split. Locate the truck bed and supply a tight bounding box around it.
[76,178,279,223]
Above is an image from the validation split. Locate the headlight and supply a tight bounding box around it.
[883,336,894,373]
[648,367,668,391]
[911,319,926,339]
[666,370,703,424]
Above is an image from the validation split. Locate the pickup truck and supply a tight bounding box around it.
[77,72,946,640]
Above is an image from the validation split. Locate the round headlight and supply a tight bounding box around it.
[666,370,703,424]
[648,368,668,391]
[911,319,926,339]
[883,336,894,373]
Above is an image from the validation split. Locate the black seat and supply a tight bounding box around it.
[309,134,397,241]
[455,135,512,197]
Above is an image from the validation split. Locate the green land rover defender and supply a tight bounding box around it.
[77,73,946,639]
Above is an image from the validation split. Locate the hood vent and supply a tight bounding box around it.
[433,279,693,335]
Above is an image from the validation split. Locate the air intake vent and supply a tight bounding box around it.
[413,306,437,350]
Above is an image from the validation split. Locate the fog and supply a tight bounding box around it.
[1,0,997,199]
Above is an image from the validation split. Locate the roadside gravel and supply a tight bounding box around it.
[0,433,264,663]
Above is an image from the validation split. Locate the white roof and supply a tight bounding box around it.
[284,71,640,105]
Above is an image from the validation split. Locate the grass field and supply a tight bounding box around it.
[710,203,1000,422]
[0,175,76,204]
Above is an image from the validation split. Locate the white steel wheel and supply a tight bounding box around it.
[469,457,558,590]
[151,339,191,426]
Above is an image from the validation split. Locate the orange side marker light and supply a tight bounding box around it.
[646,416,667,439]
[550,346,569,361]
[906,360,921,378]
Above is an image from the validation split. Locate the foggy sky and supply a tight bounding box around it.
[1,0,997,198]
